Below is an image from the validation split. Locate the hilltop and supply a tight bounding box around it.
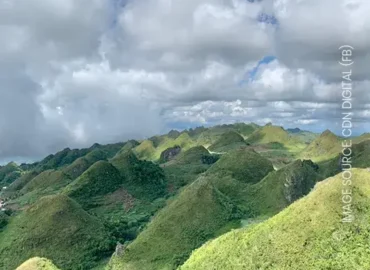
[0,195,112,270]
[180,169,370,270]
[16,257,60,270]
[300,129,341,161]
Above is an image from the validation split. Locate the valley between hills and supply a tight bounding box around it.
[1,122,369,270]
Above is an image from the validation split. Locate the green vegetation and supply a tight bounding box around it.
[163,146,218,190]
[63,149,108,180]
[212,159,321,217]
[2,123,370,270]
[108,177,240,270]
[208,148,274,184]
[16,257,60,270]
[0,161,21,186]
[208,131,247,152]
[111,150,166,200]
[180,169,370,270]
[300,129,341,161]
[0,195,112,270]
[63,161,124,208]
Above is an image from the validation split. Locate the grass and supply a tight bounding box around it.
[207,148,274,184]
[16,257,60,270]
[0,195,113,270]
[162,146,218,191]
[110,150,167,201]
[300,129,342,162]
[180,168,370,270]
[246,124,307,152]
[108,176,240,270]
[0,162,21,187]
[208,131,247,152]
[63,161,124,209]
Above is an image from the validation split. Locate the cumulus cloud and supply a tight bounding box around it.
[0,0,369,162]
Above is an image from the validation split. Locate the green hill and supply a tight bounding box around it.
[300,129,342,162]
[110,150,166,200]
[0,162,21,186]
[318,139,370,178]
[208,148,274,184]
[134,140,156,160]
[212,159,321,217]
[163,146,218,191]
[62,149,108,180]
[245,124,305,151]
[63,161,124,208]
[180,168,370,270]
[0,195,112,270]
[108,148,274,270]
[16,257,60,270]
[208,131,247,152]
[108,176,240,270]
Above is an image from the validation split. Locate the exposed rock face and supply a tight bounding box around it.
[115,242,125,256]
[283,160,318,203]
[160,146,181,163]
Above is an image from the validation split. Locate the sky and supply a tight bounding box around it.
[0,0,370,163]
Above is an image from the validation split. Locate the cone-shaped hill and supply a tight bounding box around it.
[108,176,240,270]
[300,129,341,161]
[110,150,166,200]
[62,148,108,180]
[162,146,219,191]
[246,124,291,145]
[208,148,274,184]
[108,149,275,270]
[318,139,370,178]
[208,131,247,152]
[63,161,124,208]
[180,168,370,270]
[0,195,112,270]
[212,159,321,217]
[16,257,60,270]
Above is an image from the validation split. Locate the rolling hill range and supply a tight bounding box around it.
[0,122,369,270]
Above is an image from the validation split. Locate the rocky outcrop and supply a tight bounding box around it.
[160,146,181,163]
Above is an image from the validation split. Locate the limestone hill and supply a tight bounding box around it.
[208,131,247,152]
[300,129,341,161]
[0,195,112,270]
[180,169,370,270]
[208,148,274,184]
[16,257,60,270]
[63,161,124,208]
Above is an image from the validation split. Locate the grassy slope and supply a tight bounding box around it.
[135,133,195,161]
[207,148,274,184]
[0,195,112,270]
[208,131,247,152]
[246,125,304,149]
[63,161,124,208]
[300,129,342,162]
[212,159,321,217]
[110,150,166,201]
[318,139,370,178]
[163,146,218,190]
[0,162,22,186]
[180,168,370,270]
[108,177,239,270]
[16,257,60,270]
[108,149,274,270]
